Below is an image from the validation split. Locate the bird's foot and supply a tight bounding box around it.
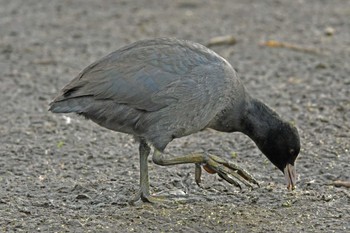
[195,153,260,189]
[129,190,167,205]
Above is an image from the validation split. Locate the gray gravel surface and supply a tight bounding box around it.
[1,0,349,232]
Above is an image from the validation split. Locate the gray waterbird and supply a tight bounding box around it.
[49,38,300,203]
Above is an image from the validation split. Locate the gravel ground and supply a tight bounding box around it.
[1,0,349,232]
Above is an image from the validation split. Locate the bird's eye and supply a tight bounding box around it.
[290,149,295,155]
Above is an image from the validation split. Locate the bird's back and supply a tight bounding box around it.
[49,38,243,150]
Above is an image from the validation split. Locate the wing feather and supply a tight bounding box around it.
[51,38,224,112]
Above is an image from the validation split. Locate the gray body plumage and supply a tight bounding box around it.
[50,38,247,151]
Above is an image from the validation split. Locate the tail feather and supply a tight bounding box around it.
[49,97,94,113]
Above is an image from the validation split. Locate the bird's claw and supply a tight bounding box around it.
[195,153,260,189]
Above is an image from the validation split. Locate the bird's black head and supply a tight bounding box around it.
[259,122,300,190]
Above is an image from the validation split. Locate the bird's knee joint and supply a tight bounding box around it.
[152,151,166,166]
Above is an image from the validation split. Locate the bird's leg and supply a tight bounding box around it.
[152,150,260,189]
[129,140,149,204]
[129,140,166,204]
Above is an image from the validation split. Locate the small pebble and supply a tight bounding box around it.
[324,27,335,36]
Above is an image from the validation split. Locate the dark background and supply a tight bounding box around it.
[1,0,349,232]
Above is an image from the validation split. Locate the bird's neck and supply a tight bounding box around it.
[239,96,282,149]
[208,92,283,149]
